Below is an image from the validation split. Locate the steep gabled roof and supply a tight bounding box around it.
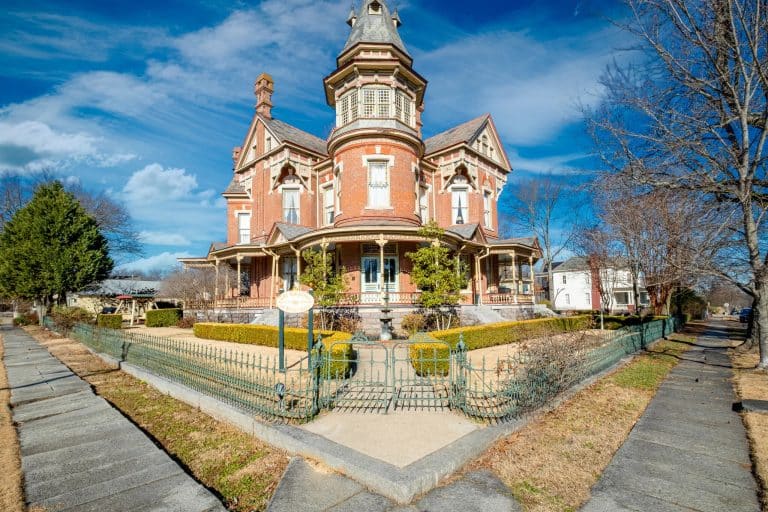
[260,115,328,157]
[424,114,488,155]
[554,256,631,273]
[341,0,409,58]
[273,222,314,241]
[446,223,480,240]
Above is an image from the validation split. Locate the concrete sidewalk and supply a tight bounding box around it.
[581,321,760,512]
[1,326,225,512]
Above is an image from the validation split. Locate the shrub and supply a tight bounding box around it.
[51,306,93,333]
[194,322,353,378]
[430,315,594,351]
[97,313,123,329]
[146,308,182,327]
[13,311,38,326]
[176,316,196,329]
[409,343,450,376]
[193,322,351,350]
[401,313,426,335]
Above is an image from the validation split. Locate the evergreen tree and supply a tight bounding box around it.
[406,221,468,330]
[0,182,113,320]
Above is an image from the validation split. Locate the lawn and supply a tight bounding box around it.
[470,334,692,512]
[24,326,288,512]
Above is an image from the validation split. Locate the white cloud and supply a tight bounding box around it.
[123,163,199,202]
[508,149,592,175]
[139,231,191,246]
[0,120,99,172]
[419,27,625,146]
[116,251,192,274]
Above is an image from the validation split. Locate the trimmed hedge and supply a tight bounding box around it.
[193,322,351,349]
[193,322,353,377]
[97,314,122,329]
[596,315,669,330]
[146,308,182,327]
[409,343,450,376]
[430,315,594,351]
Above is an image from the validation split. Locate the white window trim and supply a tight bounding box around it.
[362,154,394,209]
[280,185,301,224]
[482,188,493,230]
[450,185,469,224]
[321,182,335,227]
[233,209,251,245]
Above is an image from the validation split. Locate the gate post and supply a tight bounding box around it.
[311,335,324,415]
[453,333,467,411]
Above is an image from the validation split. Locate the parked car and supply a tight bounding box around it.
[739,308,753,323]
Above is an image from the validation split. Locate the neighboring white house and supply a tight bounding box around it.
[551,257,649,313]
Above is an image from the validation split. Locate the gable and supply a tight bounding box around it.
[468,119,509,169]
[235,116,280,170]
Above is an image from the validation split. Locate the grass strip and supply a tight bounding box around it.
[471,334,692,512]
[729,327,768,512]
[0,333,25,512]
[24,326,287,512]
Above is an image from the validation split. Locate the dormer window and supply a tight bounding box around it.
[368,1,381,14]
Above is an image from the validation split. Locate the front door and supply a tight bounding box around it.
[361,256,398,303]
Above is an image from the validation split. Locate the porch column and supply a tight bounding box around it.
[236,256,243,305]
[321,238,329,282]
[225,260,231,298]
[511,250,518,304]
[269,253,280,309]
[214,258,220,301]
[376,235,388,305]
[474,253,482,305]
[293,246,302,289]
[529,255,535,303]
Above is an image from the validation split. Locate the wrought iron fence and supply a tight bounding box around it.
[50,316,680,424]
[70,324,318,423]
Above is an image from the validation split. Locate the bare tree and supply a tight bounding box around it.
[586,0,768,366]
[501,174,580,302]
[574,226,621,313]
[159,266,238,319]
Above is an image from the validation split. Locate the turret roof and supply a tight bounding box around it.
[341,0,409,57]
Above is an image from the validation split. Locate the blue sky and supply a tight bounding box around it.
[0,0,628,272]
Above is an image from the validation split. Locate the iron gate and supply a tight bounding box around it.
[321,332,455,413]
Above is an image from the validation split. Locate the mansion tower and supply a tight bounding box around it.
[183,0,540,312]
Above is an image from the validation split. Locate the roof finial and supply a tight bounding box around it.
[346,3,357,26]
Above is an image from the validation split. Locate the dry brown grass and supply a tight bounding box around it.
[0,333,25,512]
[730,336,768,512]
[24,326,288,512]
[470,336,692,512]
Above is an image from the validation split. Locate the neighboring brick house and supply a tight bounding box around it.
[181,0,541,312]
[551,257,650,313]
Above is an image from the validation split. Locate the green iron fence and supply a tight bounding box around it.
[70,323,318,422]
[52,316,681,423]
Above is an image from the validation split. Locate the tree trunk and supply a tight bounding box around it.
[755,286,768,369]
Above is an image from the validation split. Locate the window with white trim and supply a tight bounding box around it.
[418,185,429,221]
[565,293,570,305]
[237,212,251,244]
[562,274,567,284]
[282,188,300,224]
[337,90,359,127]
[282,257,298,290]
[322,185,335,226]
[614,291,630,306]
[451,186,468,224]
[394,90,412,125]
[585,293,591,304]
[361,86,391,119]
[483,190,492,228]
[367,161,390,208]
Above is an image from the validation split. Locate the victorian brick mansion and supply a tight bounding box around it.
[182,0,541,314]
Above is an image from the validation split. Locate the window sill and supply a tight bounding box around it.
[364,206,394,210]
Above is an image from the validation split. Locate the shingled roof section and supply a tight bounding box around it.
[446,223,479,240]
[554,256,631,273]
[262,116,328,157]
[424,114,488,155]
[274,222,314,241]
[342,0,409,58]
[223,177,247,196]
[490,237,537,247]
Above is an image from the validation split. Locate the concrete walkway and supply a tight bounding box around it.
[1,326,225,512]
[581,321,760,512]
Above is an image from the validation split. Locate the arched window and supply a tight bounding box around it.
[280,173,301,224]
[450,175,469,224]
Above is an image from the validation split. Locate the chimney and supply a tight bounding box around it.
[232,146,241,166]
[254,72,274,119]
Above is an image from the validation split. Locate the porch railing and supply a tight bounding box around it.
[337,292,423,305]
[482,293,534,305]
[186,297,272,309]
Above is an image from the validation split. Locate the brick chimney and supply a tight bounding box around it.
[254,72,274,119]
